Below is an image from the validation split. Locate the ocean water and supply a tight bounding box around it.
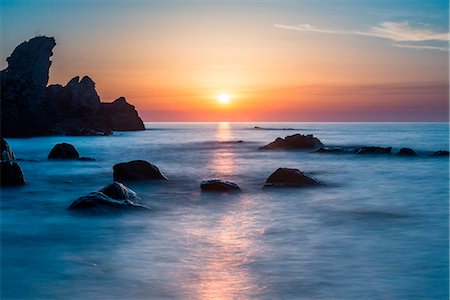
[1,122,449,300]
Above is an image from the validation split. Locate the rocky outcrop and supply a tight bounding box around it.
[113,160,168,182]
[1,36,145,137]
[100,97,145,131]
[264,168,321,188]
[1,36,55,136]
[259,134,324,150]
[48,143,80,160]
[432,150,449,157]
[354,146,392,155]
[1,138,25,186]
[200,179,241,192]
[396,148,416,156]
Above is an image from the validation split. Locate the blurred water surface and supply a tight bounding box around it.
[1,122,449,299]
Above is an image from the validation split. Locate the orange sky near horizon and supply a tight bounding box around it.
[1,1,448,121]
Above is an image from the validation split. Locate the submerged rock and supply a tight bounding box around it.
[1,36,145,137]
[78,157,96,161]
[113,160,168,182]
[264,168,321,188]
[68,191,149,212]
[1,138,25,186]
[48,143,79,160]
[200,179,241,192]
[315,147,343,154]
[355,146,392,155]
[396,148,417,156]
[259,134,324,150]
[432,150,449,157]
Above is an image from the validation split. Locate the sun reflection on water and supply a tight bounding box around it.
[180,198,263,300]
[212,122,237,177]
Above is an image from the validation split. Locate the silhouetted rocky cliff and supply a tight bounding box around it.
[1,36,145,137]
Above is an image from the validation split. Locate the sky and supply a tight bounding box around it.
[1,0,449,121]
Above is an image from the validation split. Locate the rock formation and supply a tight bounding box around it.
[99,181,141,202]
[69,181,149,212]
[1,138,26,186]
[259,134,324,150]
[354,146,392,155]
[264,168,321,188]
[113,160,168,182]
[1,36,145,137]
[432,150,449,157]
[48,143,80,160]
[69,192,149,212]
[200,179,241,192]
[396,148,417,156]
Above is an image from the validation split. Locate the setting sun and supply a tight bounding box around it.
[217,93,231,104]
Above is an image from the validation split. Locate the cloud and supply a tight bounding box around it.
[274,21,449,51]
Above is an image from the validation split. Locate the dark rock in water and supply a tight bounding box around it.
[432,150,449,157]
[1,138,15,161]
[100,97,145,131]
[68,191,149,212]
[315,147,343,154]
[1,138,26,186]
[99,181,141,202]
[264,168,321,188]
[1,36,145,137]
[1,161,26,186]
[355,146,392,155]
[48,143,79,160]
[113,160,168,182]
[200,179,241,192]
[259,134,324,150]
[396,148,417,156]
[78,157,96,161]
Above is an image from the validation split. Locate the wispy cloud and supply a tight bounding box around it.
[275,21,449,51]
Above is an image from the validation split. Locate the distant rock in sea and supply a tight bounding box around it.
[432,150,449,157]
[47,143,95,161]
[200,179,241,192]
[396,148,417,156]
[113,160,169,182]
[264,168,321,188]
[1,138,25,186]
[259,134,324,150]
[354,146,392,155]
[1,36,145,137]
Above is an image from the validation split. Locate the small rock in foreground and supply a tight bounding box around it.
[264,168,321,188]
[1,138,25,186]
[201,179,241,192]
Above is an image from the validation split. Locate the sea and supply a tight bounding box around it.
[1,122,449,300]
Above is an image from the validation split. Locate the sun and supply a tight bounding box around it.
[217,93,231,104]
